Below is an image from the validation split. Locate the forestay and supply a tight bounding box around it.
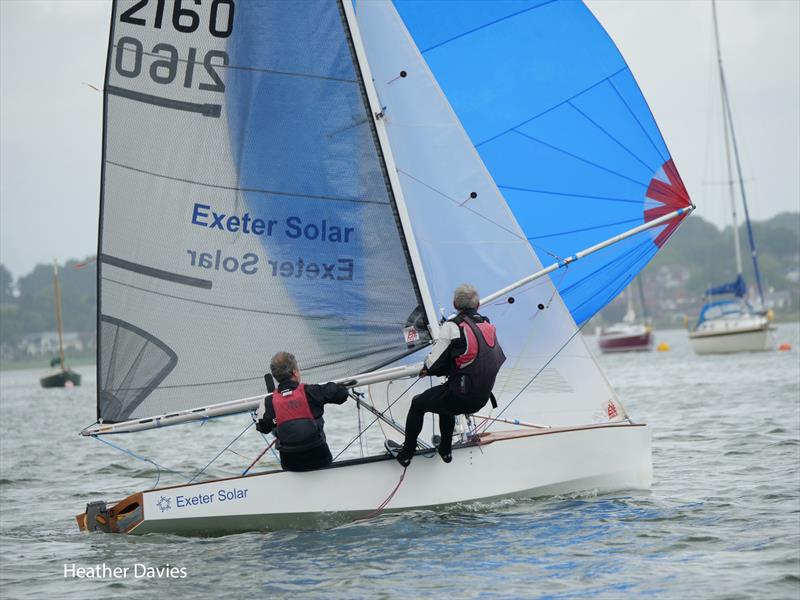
[97,0,431,423]
[389,0,692,326]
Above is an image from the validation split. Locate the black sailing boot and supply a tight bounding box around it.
[431,435,453,464]
[384,439,413,467]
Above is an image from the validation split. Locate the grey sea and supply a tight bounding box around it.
[1,324,798,599]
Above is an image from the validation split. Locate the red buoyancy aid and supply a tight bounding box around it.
[450,315,506,408]
[272,384,326,453]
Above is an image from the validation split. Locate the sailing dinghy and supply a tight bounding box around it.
[77,0,692,535]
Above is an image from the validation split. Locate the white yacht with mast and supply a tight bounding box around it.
[689,0,775,355]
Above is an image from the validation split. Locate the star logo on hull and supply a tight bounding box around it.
[156,496,172,512]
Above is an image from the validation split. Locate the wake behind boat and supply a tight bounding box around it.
[78,0,692,535]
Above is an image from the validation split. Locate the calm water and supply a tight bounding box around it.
[1,324,798,599]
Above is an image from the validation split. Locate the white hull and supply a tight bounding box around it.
[690,324,775,355]
[79,424,651,535]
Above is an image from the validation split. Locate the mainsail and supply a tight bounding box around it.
[97,0,433,423]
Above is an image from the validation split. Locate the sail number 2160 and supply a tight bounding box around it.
[121,0,235,38]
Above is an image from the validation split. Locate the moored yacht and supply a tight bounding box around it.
[690,300,774,355]
[599,322,653,353]
[690,1,774,356]
[598,279,653,353]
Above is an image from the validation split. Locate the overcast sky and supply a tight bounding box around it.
[1,0,798,279]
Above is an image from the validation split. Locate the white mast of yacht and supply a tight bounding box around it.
[712,0,744,281]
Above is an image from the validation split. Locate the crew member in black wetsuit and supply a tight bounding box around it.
[391,284,506,467]
[256,352,348,472]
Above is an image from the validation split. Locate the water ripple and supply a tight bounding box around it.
[1,325,798,599]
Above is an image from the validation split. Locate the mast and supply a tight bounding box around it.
[340,0,440,339]
[713,1,743,278]
[636,276,649,322]
[53,262,66,372]
[623,285,635,324]
[711,0,764,304]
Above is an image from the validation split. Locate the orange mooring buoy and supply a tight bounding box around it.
[778,343,792,352]
[656,342,670,352]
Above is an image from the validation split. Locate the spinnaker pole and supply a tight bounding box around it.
[81,204,693,437]
[479,205,694,307]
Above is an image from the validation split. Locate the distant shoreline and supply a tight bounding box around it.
[2,321,798,372]
[0,353,97,373]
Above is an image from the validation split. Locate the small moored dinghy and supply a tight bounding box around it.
[40,262,82,388]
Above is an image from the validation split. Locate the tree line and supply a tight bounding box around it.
[648,211,799,300]
[0,258,97,346]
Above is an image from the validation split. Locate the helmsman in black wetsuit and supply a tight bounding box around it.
[255,352,348,472]
[393,284,505,467]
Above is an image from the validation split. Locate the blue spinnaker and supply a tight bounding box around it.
[393,0,691,324]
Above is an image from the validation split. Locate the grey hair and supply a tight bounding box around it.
[270,351,298,383]
[453,284,480,311]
